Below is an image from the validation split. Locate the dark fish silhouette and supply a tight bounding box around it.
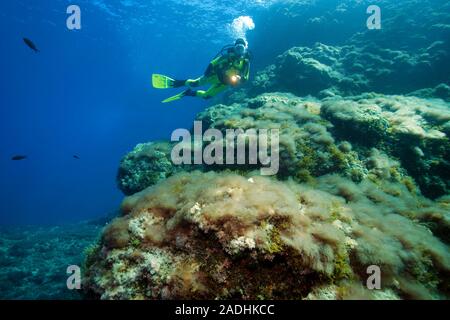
[12,155,27,161]
[73,155,80,159]
[23,38,39,52]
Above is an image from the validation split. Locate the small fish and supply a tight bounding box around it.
[23,38,39,53]
[73,155,80,159]
[12,155,27,161]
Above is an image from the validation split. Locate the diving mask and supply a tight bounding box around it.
[235,44,246,57]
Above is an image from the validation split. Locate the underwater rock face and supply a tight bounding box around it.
[101,91,449,301]
[83,171,449,300]
[197,93,356,180]
[249,43,450,98]
[119,92,449,199]
[252,0,450,67]
[205,92,449,199]
[97,92,449,301]
[118,93,377,193]
[117,141,183,195]
[321,93,450,198]
[409,84,450,102]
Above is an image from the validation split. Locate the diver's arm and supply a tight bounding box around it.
[204,63,214,77]
[204,56,224,77]
[242,60,250,82]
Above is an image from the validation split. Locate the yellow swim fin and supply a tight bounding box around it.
[162,90,187,103]
[152,74,175,89]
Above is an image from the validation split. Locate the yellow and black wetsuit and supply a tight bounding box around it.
[184,50,251,99]
[152,47,251,103]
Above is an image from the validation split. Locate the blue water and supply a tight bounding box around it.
[0,0,258,225]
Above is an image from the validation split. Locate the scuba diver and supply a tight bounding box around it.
[152,38,251,103]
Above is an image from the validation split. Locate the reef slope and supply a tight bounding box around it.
[86,91,449,300]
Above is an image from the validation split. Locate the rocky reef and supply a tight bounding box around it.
[84,171,449,299]
[251,0,450,69]
[87,90,449,300]
[247,0,450,100]
[117,141,182,196]
[118,92,449,199]
[321,93,450,198]
[246,43,450,99]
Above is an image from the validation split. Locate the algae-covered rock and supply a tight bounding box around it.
[197,92,367,183]
[321,93,450,198]
[91,91,449,301]
[117,92,448,199]
[253,45,343,96]
[409,84,450,102]
[83,171,450,300]
[247,43,450,98]
[117,141,184,195]
[199,92,450,198]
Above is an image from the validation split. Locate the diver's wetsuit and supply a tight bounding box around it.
[180,49,251,99]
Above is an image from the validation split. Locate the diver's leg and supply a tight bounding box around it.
[171,77,202,88]
[163,78,222,103]
[184,76,208,88]
[195,84,227,99]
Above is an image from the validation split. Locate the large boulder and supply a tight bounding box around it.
[83,171,450,300]
[117,141,183,196]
